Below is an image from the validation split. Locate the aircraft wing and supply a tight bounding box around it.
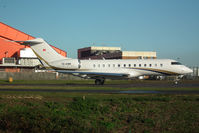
[56,70,140,79]
[56,70,130,79]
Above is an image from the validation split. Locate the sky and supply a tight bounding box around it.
[0,0,199,66]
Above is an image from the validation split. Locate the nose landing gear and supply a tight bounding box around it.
[174,75,184,85]
[95,79,105,85]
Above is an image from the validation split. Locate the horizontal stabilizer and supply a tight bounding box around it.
[9,38,44,45]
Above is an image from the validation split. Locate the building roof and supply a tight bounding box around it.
[122,51,157,57]
[90,46,121,51]
[78,46,121,51]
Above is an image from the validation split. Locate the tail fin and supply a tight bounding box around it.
[20,38,66,64]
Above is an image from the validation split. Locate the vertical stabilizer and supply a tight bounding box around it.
[21,38,66,64]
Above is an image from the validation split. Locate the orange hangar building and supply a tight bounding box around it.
[0,22,67,72]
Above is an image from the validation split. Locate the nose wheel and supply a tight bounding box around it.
[174,81,178,85]
[174,75,184,85]
[95,79,105,85]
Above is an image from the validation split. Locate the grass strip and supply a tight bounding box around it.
[0,93,198,132]
[0,85,199,91]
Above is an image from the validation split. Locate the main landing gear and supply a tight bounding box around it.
[95,79,105,85]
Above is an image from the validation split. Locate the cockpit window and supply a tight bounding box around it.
[171,62,182,65]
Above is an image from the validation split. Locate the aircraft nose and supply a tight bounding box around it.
[184,67,193,74]
[188,68,193,73]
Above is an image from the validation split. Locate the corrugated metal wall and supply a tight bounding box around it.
[0,37,25,59]
[0,22,67,61]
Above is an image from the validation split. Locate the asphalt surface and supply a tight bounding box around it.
[1,80,199,88]
[0,88,199,94]
[0,80,199,94]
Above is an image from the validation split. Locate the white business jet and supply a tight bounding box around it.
[18,38,193,85]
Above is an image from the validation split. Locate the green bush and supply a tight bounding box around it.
[0,95,198,132]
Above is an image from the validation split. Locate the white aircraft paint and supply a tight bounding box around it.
[19,38,193,85]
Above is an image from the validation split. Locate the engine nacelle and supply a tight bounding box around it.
[128,72,141,78]
[138,76,144,80]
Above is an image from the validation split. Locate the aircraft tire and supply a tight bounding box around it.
[95,79,104,85]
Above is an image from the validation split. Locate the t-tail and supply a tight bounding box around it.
[18,38,67,65]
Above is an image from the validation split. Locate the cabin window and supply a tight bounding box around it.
[171,62,182,65]
[129,64,131,67]
[103,64,105,67]
[65,63,71,65]
[93,64,96,68]
[108,64,110,67]
[144,64,147,67]
[118,64,120,67]
[139,64,141,67]
[113,64,115,67]
[160,64,163,67]
[124,64,126,67]
[134,64,136,67]
[98,64,100,67]
[155,64,157,67]
[149,64,152,67]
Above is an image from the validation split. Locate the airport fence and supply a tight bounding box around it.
[0,71,82,80]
